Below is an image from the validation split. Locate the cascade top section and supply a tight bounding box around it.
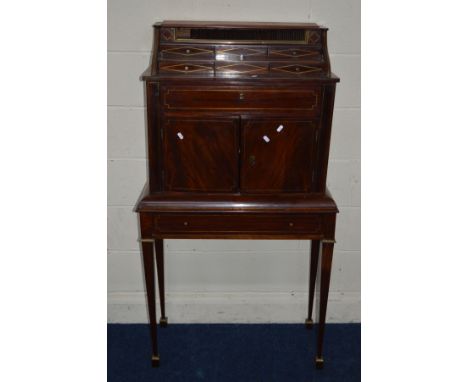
[142,21,338,80]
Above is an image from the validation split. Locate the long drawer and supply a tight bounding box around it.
[156,214,322,234]
[162,87,321,112]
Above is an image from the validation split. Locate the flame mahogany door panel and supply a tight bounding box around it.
[163,118,239,192]
[240,119,319,193]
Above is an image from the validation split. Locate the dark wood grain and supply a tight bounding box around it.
[160,21,322,29]
[156,214,322,234]
[145,82,161,193]
[268,47,323,60]
[159,61,215,75]
[155,239,167,326]
[163,118,239,192]
[316,240,334,369]
[150,27,160,74]
[315,84,337,192]
[269,62,326,76]
[136,191,338,214]
[216,46,268,61]
[137,21,340,369]
[215,62,269,75]
[141,240,159,366]
[162,87,322,112]
[306,240,320,328]
[240,119,318,193]
[160,45,215,60]
[154,23,332,78]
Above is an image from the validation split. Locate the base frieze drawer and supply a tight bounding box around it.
[155,214,322,233]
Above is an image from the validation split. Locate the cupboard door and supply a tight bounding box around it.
[163,118,239,192]
[241,119,318,193]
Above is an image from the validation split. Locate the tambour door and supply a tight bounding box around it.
[163,118,239,192]
[241,119,319,193]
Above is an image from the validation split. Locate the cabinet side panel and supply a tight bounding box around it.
[146,82,162,192]
[321,30,331,75]
[150,26,160,75]
[316,84,336,192]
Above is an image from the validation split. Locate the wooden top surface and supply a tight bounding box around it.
[158,21,322,29]
[137,191,338,214]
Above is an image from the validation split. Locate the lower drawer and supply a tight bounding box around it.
[156,214,321,234]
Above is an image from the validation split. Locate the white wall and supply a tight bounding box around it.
[108,0,360,323]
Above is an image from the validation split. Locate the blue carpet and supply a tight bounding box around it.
[108,323,360,381]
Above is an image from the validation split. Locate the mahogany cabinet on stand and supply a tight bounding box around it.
[136,21,340,369]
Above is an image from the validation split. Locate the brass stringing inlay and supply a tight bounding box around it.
[160,27,175,41]
[161,63,212,73]
[306,30,321,45]
[216,63,267,74]
[272,65,321,74]
[162,47,212,56]
[270,49,320,58]
[216,47,265,56]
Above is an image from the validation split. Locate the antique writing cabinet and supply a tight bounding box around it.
[136,21,340,369]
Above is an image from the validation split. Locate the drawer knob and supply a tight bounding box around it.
[248,155,256,166]
[239,92,244,100]
[186,49,190,54]
[292,51,297,55]
[183,221,188,226]
[240,54,244,61]
[276,125,284,133]
[295,67,300,71]
[184,66,189,71]
[177,132,184,140]
[289,222,294,227]
[263,135,270,143]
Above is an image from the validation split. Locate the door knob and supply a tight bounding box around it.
[248,155,256,166]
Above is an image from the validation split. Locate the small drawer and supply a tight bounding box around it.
[215,46,267,61]
[159,62,214,75]
[270,63,324,75]
[156,214,322,234]
[162,87,321,112]
[269,47,323,60]
[160,45,214,60]
[215,62,268,76]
